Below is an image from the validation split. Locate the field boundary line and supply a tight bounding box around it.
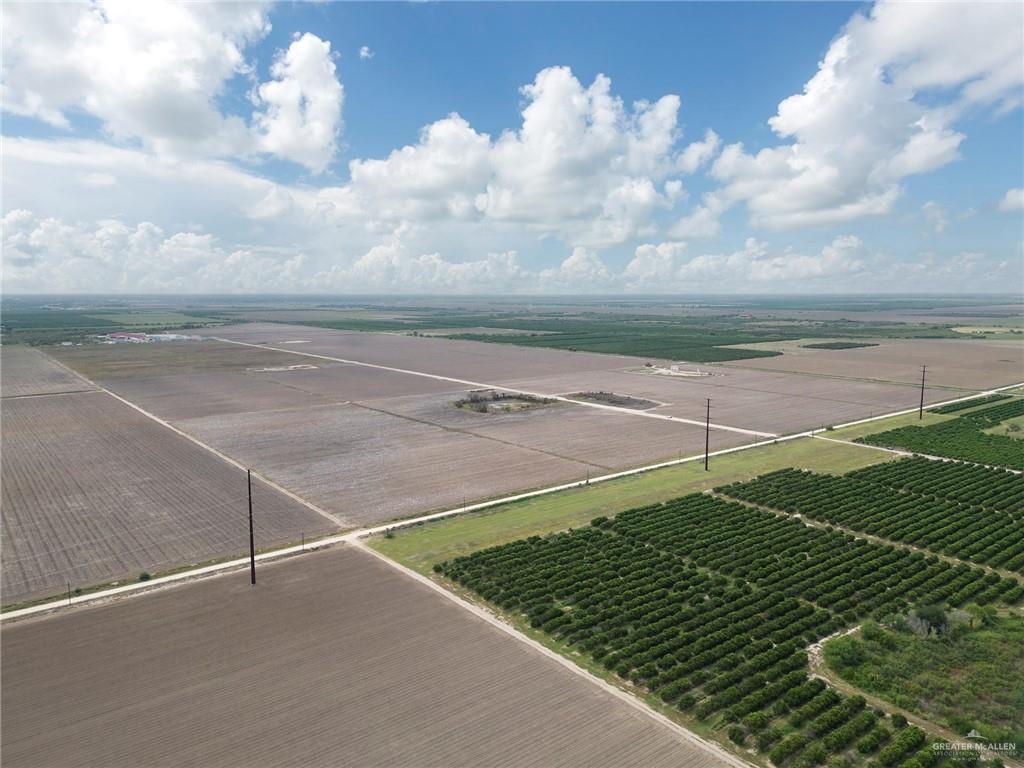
[34,349,346,529]
[352,540,755,768]
[5,378,1021,621]
[211,336,777,438]
[1,388,101,400]
[349,400,612,471]
[99,387,347,527]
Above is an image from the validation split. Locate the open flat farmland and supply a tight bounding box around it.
[175,402,596,526]
[0,345,96,397]
[93,369,341,421]
[49,340,461,420]
[500,368,951,435]
[42,323,1017,539]
[439,492,1021,768]
[209,324,963,431]
[49,339,322,380]
[721,338,1024,390]
[356,390,751,469]
[1,390,336,604]
[1,546,727,768]
[212,322,647,381]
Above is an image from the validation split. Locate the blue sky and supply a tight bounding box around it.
[272,3,860,170]
[2,1,1022,293]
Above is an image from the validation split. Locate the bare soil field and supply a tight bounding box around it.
[176,403,595,526]
[49,339,313,380]
[212,322,647,381]
[1,391,336,604]
[252,360,462,401]
[353,391,749,470]
[1,345,96,397]
[501,368,951,435]
[721,338,1024,389]
[85,364,460,422]
[1,546,723,768]
[48,333,750,528]
[93,370,340,420]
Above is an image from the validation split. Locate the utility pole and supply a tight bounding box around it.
[704,398,711,471]
[919,365,927,420]
[247,469,256,586]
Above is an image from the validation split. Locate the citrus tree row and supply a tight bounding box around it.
[718,469,1024,578]
[929,394,1010,415]
[859,415,1024,469]
[958,397,1024,427]
[436,493,1012,768]
[846,457,1023,517]
[605,495,1017,616]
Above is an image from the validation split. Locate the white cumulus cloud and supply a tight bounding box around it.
[997,188,1024,212]
[252,33,345,173]
[324,67,695,248]
[707,0,1023,230]
[2,2,344,172]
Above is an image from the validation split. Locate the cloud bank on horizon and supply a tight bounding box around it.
[2,0,1021,294]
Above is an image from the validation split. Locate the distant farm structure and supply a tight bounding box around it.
[98,332,200,344]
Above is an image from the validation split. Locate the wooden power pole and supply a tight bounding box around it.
[919,366,927,420]
[704,398,711,471]
[247,469,256,586]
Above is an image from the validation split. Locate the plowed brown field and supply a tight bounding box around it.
[1,390,336,604]
[1,345,96,397]
[1,546,728,768]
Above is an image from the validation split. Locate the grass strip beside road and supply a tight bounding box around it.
[827,411,952,441]
[370,437,894,574]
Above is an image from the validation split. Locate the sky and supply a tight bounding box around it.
[2,0,1023,295]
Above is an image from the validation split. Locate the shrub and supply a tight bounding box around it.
[857,725,891,754]
[801,742,829,766]
[770,734,807,765]
[728,725,746,745]
[743,712,771,732]
[757,727,784,751]
[138,572,151,582]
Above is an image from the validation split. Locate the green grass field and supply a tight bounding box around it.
[828,410,952,441]
[370,436,893,574]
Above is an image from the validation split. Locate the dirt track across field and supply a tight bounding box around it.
[1,388,336,604]
[1,546,733,768]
